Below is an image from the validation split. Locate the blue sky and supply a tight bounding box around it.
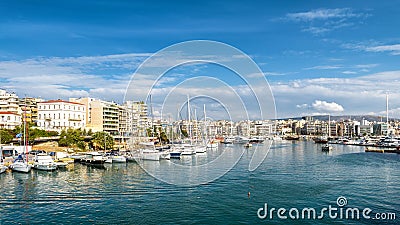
[1,0,400,119]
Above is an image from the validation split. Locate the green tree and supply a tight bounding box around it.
[180,128,188,138]
[58,128,84,149]
[0,129,13,144]
[159,131,169,143]
[87,129,93,136]
[91,132,114,150]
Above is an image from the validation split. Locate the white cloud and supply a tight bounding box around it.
[304,65,342,70]
[296,104,308,109]
[284,8,368,35]
[0,53,149,102]
[311,100,344,112]
[365,44,400,55]
[342,71,357,74]
[270,70,400,118]
[286,8,361,21]
[343,42,400,55]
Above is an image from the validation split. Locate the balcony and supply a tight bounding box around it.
[68,118,82,122]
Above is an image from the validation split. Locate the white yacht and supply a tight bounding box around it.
[0,164,7,174]
[222,136,235,144]
[104,153,127,163]
[33,154,57,171]
[10,155,32,173]
[194,145,207,153]
[134,142,170,161]
[81,152,106,165]
[179,144,196,155]
[206,140,218,148]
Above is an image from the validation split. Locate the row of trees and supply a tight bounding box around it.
[0,125,115,151]
[0,122,58,145]
[58,128,114,151]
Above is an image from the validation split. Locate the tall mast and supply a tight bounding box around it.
[386,92,389,128]
[150,94,154,138]
[187,95,191,141]
[23,96,28,160]
[203,104,207,142]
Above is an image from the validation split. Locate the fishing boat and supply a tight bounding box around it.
[10,155,32,173]
[81,152,106,165]
[321,144,332,152]
[33,154,57,171]
[284,135,300,141]
[313,136,328,144]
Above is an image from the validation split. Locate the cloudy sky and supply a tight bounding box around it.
[1,1,400,119]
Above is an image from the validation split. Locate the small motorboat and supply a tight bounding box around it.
[322,144,332,152]
[33,154,57,171]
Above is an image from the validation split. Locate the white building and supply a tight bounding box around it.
[37,100,86,132]
[0,112,21,129]
[0,89,19,114]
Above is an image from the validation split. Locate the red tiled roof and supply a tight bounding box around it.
[39,100,84,106]
[0,111,19,115]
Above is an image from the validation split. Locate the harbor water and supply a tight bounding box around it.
[1,141,399,224]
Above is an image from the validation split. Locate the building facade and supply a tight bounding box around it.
[37,100,86,132]
[0,112,21,129]
[70,98,119,135]
[0,89,19,114]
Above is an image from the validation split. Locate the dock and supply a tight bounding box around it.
[365,147,400,154]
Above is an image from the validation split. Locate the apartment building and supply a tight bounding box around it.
[0,89,19,114]
[70,98,119,135]
[37,100,86,132]
[0,112,21,129]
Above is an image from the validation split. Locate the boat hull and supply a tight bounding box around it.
[0,165,7,174]
[34,164,57,171]
[169,152,181,159]
[10,162,32,173]
[112,156,127,163]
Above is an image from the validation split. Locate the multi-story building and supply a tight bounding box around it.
[37,100,86,132]
[122,101,148,137]
[19,97,44,124]
[70,98,119,135]
[0,89,19,114]
[0,112,21,129]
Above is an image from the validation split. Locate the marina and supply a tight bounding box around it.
[1,141,399,224]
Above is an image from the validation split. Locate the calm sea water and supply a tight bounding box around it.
[1,141,399,224]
